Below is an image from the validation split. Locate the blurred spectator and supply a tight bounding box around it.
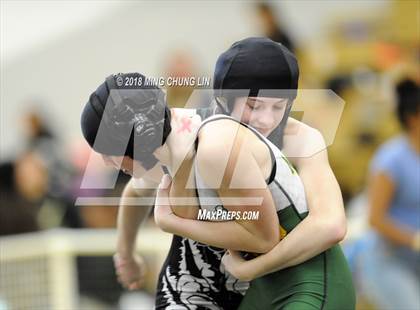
[161,49,213,111]
[0,149,84,235]
[0,152,46,235]
[163,50,199,108]
[255,2,295,52]
[358,78,419,309]
[22,109,73,198]
[20,108,84,228]
[0,109,86,234]
[22,110,55,152]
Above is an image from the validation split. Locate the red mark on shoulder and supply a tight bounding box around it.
[177,117,192,133]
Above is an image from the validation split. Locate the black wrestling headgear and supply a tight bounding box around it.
[213,37,299,149]
[81,73,172,170]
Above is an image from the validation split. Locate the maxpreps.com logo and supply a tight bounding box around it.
[197,205,260,221]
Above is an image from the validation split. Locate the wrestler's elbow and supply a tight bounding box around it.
[256,227,280,253]
[240,240,275,254]
[259,237,278,253]
[231,229,275,253]
[249,232,278,253]
[154,214,172,234]
[325,216,347,244]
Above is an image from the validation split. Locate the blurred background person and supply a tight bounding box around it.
[21,108,84,229]
[22,109,76,207]
[22,108,56,152]
[255,1,295,52]
[161,49,213,110]
[357,78,419,310]
[0,152,46,235]
[162,49,199,108]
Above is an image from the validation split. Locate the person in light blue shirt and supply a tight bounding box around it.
[359,78,420,310]
[371,136,420,230]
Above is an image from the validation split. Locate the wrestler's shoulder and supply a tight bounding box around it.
[285,118,325,144]
[198,119,265,154]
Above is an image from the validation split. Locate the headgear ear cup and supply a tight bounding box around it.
[81,73,172,171]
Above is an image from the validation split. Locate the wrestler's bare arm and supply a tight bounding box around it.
[155,122,279,253]
[224,120,347,280]
[113,175,159,290]
[116,177,158,257]
[280,120,347,259]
